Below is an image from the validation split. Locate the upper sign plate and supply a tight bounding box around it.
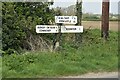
[55,16,77,24]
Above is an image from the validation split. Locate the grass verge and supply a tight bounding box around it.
[2,29,118,78]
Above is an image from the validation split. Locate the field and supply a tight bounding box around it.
[82,21,118,31]
[2,29,118,78]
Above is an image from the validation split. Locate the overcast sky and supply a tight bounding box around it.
[50,0,119,14]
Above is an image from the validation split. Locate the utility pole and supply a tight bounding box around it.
[75,0,82,47]
[101,0,110,40]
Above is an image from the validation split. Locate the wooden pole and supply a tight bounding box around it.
[53,9,62,51]
[75,0,82,47]
[101,0,110,40]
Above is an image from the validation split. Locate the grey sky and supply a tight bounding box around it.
[50,0,119,14]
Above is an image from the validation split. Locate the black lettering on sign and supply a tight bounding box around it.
[59,20,70,23]
[59,20,64,22]
[66,28,76,30]
[59,17,63,19]
[39,30,51,32]
[47,30,51,31]
[64,20,69,22]
[61,17,64,19]
[50,27,55,29]
[64,17,69,19]
[38,27,45,29]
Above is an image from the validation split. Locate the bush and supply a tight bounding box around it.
[5,49,18,55]
[2,2,55,54]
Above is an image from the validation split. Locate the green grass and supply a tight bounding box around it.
[0,57,2,79]
[2,29,118,78]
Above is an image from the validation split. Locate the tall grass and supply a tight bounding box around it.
[2,29,118,78]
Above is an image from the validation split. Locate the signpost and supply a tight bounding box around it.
[36,16,83,51]
[61,26,83,33]
[55,16,77,24]
[36,25,58,33]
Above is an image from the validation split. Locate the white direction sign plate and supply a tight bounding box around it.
[61,26,83,33]
[55,16,77,24]
[36,25,58,33]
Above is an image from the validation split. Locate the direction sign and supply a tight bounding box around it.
[55,16,77,24]
[36,25,58,33]
[61,26,83,33]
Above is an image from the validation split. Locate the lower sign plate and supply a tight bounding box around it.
[36,25,59,33]
[61,26,83,33]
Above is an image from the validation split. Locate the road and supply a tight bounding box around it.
[61,72,118,78]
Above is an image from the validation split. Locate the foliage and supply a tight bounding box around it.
[2,2,55,53]
[82,15,100,21]
[2,29,118,78]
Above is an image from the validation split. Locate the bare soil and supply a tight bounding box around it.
[82,21,118,31]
